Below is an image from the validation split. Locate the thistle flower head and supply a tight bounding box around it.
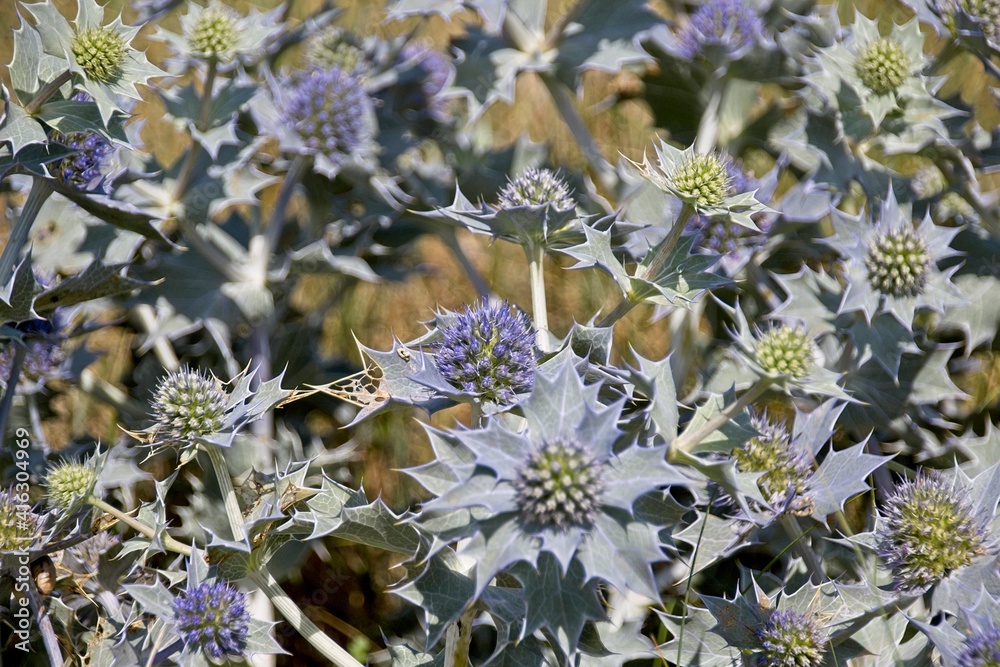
[45,461,97,511]
[864,228,931,298]
[958,623,1000,667]
[304,28,369,74]
[434,300,535,405]
[935,191,978,222]
[173,581,250,660]
[910,165,946,200]
[188,6,239,62]
[951,0,1000,42]
[687,158,768,258]
[0,491,38,552]
[756,609,828,667]
[877,475,987,590]
[754,326,818,379]
[151,367,229,442]
[497,168,576,211]
[733,414,813,514]
[670,152,731,208]
[676,0,764,60]
[855,37,910,95]
[67,532,120,572]
[279,67,374,164]
[50,131,117,193]
[395,43,452,122]
[71,26,129,84]
[512,438,606,530]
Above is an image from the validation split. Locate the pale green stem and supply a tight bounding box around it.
[674,377,773,453]
[1,176,54,287]
[779,515,824,584]
[595,204,694,328]
[87,496,193,557]
[443,231,490,298]
[443,604,477,667]
[26,577,63,667]
[172,59,218,203]
[247,569,364,667]
[206,445,247,542]
[25,70,73,115]
[677,486,717,666]
[469,401,483,428]
[694,78,724,155]
[0,346,26,447]
[539,73,617,191]
[526,242,552,352]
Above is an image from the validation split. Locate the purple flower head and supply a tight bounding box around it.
[434,299,535,406]
[173,581,250,660]
[50,131,117,193]
[279,67,375,164]
[395,43,452,122]
[677,0,764,61]
[756,609,827,667]
[959,622,1000,667]
[0,316,69,394]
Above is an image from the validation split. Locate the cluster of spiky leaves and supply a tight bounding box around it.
[4,0,1000,664]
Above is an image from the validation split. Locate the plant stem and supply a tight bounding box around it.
[526,242,552,351]
[26,577,62,667]
[0,176,54,287]
[266,154,310,257]
[443,231,490,298]
[694,78,724,155]
[779,515,824,584]
[87,496,193,557]
[248,569,364,667]
[206,445,247,541]
[539,73,617,191]
[172,60,218,202]
[674,377,773,453]
[595,204,693,328]
[444,604,477,667]
[25,70,73,115]
[0,345,26,447]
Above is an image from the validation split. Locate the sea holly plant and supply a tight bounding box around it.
[3,0,1000,665]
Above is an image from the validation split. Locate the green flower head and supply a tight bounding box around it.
[46,460,97,511]
[188,6,239,62]
[754,326,818,380]
[304,27,370,75]
[831,189,963,328]
[71,26,129,84]
[864,227,931,298]
[0,491,39,552]
[855,37,911,95]
[877,474,988,590]
[633,140,769,227]
[733,413,814,515]
[151,367,230,443]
